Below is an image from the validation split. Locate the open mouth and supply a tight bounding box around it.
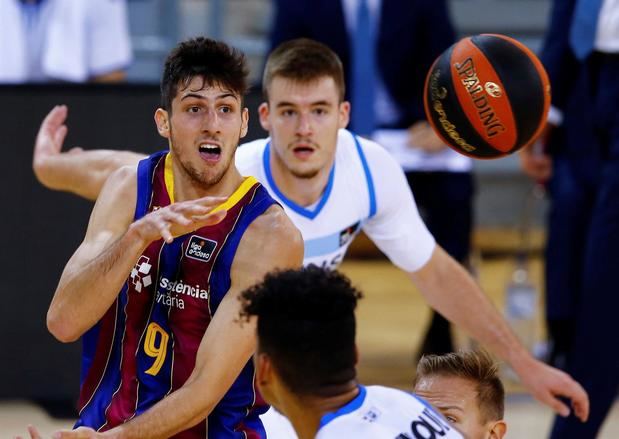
[199,144,221,162]
[292,145,315,159]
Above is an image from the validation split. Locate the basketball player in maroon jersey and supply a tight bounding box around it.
[24,37,303,438]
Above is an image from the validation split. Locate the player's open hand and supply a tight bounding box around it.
[131,196,228,244]
[519,122,554,183]
[515,357,589,422]
[33,105,69,173]
[32,105,85,189]
[14,424,43,439]
[15,425,102,439]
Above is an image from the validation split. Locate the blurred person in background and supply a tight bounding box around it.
[414,350,507,439]
[270,0,474,359]
[519,0,619,437]
[0,0,132,83]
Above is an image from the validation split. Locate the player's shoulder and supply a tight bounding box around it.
[365,385,420,403]
[237,138,268,166]
[336,129,400,167]
[101,163,138,199]
[243,204,303,261]
[249,204,301,243]
[364,386,463,438]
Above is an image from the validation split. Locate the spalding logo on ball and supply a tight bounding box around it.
[424,34,550,159]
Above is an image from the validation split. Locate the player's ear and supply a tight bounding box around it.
[258,102,271,132]
[155,108,171,139]
[488,420,507,439]
[354,344,360,366]
[240,107,249,139]
[255,352,273,386]
[338,101,350,129]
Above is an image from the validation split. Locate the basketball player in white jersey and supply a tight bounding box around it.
[239,265,464,439]
[32,39,589,424]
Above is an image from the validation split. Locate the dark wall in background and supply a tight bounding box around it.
[0,84,266,404]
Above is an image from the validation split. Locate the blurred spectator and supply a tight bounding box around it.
[270,0,473,358]
[0,0,132,83]
[520,0,619,437]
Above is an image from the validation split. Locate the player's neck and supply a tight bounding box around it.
[269,154,333,207]
[172,161,244,202]
[285,382,360,439]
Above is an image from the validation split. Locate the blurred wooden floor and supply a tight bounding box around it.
[2,256,618,438]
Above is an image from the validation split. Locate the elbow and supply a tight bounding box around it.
[47,309,81,343]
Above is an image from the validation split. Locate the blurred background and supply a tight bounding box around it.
[1,0,617,437]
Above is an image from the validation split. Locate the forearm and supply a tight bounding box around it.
[48,225,148,342]
[34,149,143,200]
[106,310,255,438]
[104,382,213,439]
[410,247,531,366]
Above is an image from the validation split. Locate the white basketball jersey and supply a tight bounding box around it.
[236,129,435,271]
[261,385,463,439]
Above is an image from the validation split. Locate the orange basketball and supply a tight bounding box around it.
[424,34,551,159]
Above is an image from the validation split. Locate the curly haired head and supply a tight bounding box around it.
[241,266,363,396]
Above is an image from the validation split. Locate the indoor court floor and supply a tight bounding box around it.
[2,257,618,438]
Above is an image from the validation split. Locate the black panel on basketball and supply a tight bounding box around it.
[470,35,545,152]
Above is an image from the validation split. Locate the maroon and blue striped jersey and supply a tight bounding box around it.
[75,150,275,438]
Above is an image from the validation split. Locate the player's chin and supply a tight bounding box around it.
[290,165,321,179]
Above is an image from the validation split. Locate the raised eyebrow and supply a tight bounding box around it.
[180,93,207,101]
[180,92,239,102]
[216,93,240,102]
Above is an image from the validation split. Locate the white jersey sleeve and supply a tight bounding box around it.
[360,139,436,272]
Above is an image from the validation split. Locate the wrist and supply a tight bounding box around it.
[505,346,536,375]
[126,221,151,251]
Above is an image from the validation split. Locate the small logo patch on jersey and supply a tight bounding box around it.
[131,256,153,293]
[339,222,361,247]
[185,235,218,263]
[362,407,381,423]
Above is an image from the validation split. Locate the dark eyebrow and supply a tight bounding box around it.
[180,92,239,102]
[275,100,332,108]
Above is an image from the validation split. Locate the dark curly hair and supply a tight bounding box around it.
[240,266,363,396]
[161,37,249,112]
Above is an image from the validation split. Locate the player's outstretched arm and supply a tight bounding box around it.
[33,105,145,201]
[47,166,227,343]
[408,246,589,422]
[52,206,304,439]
